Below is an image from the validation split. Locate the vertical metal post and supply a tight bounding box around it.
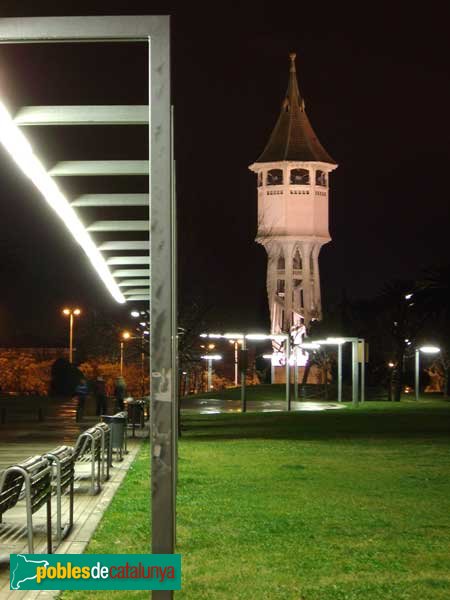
[415,349,420,401]
[352,340,359,405]
[149,18,174,600]
[207,359,212,390]
[285,335,291,410]
[234,341,239,386]
[360,339,365,403]
[294,348,298,402]
[141,334,145,396]
[241,337,247,412]
[170,110,178,547]
[338,342,342,402]
[69,313,73,363]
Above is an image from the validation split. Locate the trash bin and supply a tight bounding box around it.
[124,399,146,438]
[101,412,127,461]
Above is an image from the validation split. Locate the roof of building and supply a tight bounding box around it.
[255,54,336,164]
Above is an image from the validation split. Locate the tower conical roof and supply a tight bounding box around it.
[256,54,336,164]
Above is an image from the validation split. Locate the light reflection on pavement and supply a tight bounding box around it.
[181,398,345,415]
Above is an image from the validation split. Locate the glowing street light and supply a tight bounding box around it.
[228,338,244,386]
[120,330,131,375]
[415,345,440,401]
[62,307,81,363]
[200,354,222,391]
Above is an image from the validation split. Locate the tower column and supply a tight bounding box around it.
[312,245,322,318]
[282,242,295,331]
[265,242,279,333]
[301,242,313,327]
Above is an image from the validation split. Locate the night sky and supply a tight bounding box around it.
[0,3,448,344]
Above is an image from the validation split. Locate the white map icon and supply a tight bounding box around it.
[10,554,49,590]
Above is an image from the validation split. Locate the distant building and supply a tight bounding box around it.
[249,53,337,336]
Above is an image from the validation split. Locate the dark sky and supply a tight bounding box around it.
[0,2,448,343]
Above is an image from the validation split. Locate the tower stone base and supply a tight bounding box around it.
[272,365,326,384]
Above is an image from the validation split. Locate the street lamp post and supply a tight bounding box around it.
[200,354,222,391]
[285,334,291,410]
[120,331,131,376]
[241,337,247,412]
[415,345,440,401]
[62,308,81,363]
[229,339,241,386]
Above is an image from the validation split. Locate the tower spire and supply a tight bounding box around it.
[255,53,335,164]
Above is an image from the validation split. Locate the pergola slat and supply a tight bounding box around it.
[107,256,149,265]
[72,194,148,207]
[123,288,150,296]
[113,269,150,277]
[99,241,149,251]
[87,220,149,232]
[126,295,150,301]
[49,160,149,176]
[118,279,150,287]
[15,105,148,125]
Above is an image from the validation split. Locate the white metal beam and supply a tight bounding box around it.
[113,269,150,277]
[99,241,149,251]
[123,288,150,296]
[71,194,148,207]
[126,295,150,301]
[118,279,150,287]
[15,105,148,126]
[87,220,149,232]
[107,256,149,265]
[49,160,149,176]
[0,15,169,43]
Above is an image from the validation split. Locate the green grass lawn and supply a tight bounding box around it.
[62,400,450,600]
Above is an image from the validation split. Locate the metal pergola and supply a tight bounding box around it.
[0,16,176,599]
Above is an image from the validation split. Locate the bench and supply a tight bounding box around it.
[73,427,102,495]
[0,455,52,554]
[44,446,75,543]
[94,422,111,482]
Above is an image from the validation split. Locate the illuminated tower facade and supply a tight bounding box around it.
[249,53,337,336]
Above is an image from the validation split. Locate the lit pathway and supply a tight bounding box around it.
[0,403,147,599]
[181,397,345,414]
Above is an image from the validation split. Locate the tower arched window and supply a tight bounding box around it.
[277,279,285,296]
[293,249,302,270]
[315,170,327,187]
[267,169,283,186]
[257,172,263,187]
[277,252,285,270]
[290,168,309,185]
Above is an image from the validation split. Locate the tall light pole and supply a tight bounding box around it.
[201,354,222,391]
[229,339,242,386]
[62,308,81,363]
[120,330,131,376]
[415,345,440,401]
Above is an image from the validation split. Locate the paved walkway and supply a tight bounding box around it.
[0,404,147,598]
